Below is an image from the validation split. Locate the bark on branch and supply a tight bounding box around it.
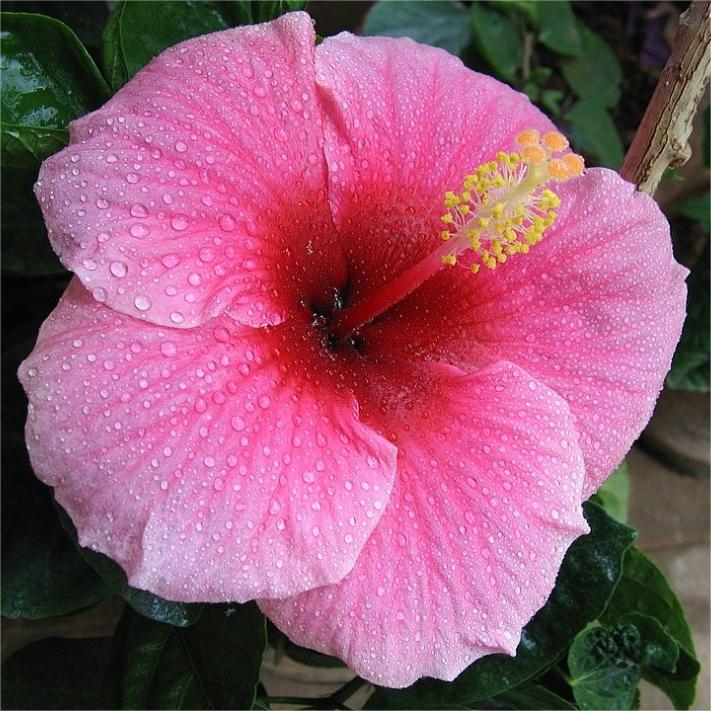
[620,0,711,196]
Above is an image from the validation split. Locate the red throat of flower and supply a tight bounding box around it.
[330,130,584,342]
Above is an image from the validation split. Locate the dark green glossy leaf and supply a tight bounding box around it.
[252,0,307,23]
[569,613,678,710]
[1,165,65,274]
[676,193,710,233]
[540,88,564,116]
[1,339,107,619]
[594,461,629,523]
[363,1,471,57]
[567,99,624,168]
[602,547,699,709]
[57,505,204,627]
[537,0,582,56]
[1,637,111,710]
[104,603,266,709]
[102,1,242,90]
[470,2,523,82]
[2,2,110,55]
[366,502,636,709]
[561,22,622,107]
[0,12,109,168]
[477,683,576,709]
[667,243,710,392]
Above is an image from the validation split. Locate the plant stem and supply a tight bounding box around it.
[620,0,710,195]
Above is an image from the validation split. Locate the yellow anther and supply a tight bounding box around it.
[516,129,541,147]
[543,131,569,152]
[438,128,578,276]
[563,153,585,177]
[522,145,546,165]
[548,159,570,181]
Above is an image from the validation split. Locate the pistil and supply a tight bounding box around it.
[330,130,584,342]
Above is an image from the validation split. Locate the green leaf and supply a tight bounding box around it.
[1,637,111,710]
[488,1,539,27]
[57,504,203,628]
[0,12,109,168]
[102,1,239,90]
[1,339,107,619]
[602,548,699,709]
[1,166,65,274]
[567,99,624,168]
[365,502,636,709]
[470,2,523,82]
[540,89,564,116]
[676,193,710,233]
[569,613,679,710]
[104,603,266,709]
[537,0,582,56]
[476,683,576,709]
[363,1,471,57]
[594,461,630,523]
[667,243,710,392]
[252,1,307,24]
[561,22,622,107]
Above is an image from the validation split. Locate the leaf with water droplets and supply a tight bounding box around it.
[56,504,203,627]
[103,603,266,710]
[568,613,679,710]
[102,1,251,90]
[0,12,110,169]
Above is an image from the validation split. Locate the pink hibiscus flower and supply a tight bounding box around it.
[19,12,686,687]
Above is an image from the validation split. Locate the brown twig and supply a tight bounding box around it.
[620,0,711,196]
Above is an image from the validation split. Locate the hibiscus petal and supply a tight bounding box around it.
[314,33,554,302]
[18,279,397,602]
[260,359,587,687]
[35,12,346,329]
[365,169,688,496]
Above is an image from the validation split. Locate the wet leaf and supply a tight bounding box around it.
[366,502,636,708]
[1,637,111,710]
[0,12,109,168]
[102,1,243,90]
[104,603,266,709]
[603,547,699,709]
[568,613,678,710]
[363,1,472,57]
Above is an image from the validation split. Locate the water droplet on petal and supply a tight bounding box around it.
[110,261,128,278]
[134,295,152,311]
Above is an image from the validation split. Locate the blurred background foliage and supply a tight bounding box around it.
[1,2,707,710]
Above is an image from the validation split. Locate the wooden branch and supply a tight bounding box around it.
[620,0,711,196]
